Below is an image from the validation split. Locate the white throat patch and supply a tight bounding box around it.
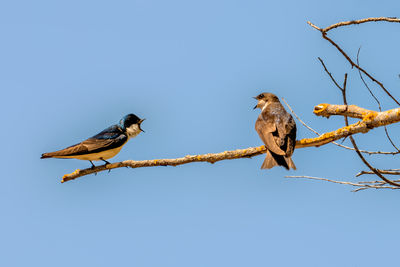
[126,124,141,139]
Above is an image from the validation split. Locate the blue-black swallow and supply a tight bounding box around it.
[41,114,145,167]
[253,93,296,170]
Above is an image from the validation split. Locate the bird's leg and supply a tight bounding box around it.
[89,160,97,175]
[89,160,95,169]
[100,158,112,173]
[100,158,111,165]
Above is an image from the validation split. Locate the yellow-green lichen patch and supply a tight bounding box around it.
[61,169,80,183]
[256,145,266,152]
[362,111,378,122]
[296,136,322,146]
[296,139,309,146]
[335,125,352,135]
[295,124,360,148]
[68,169,80,176]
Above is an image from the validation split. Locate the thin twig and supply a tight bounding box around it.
[356,47,381,109]
[285,175,400,192]
[308,18,400,105]
[356,170,400,177]
[318,57,344,91]
[319,52,400,188]
[281,98,320,135]
[356,48,400,153]
[348,135,400,187]
[337,58,400,188]
[319,17,400,33]
[307,21,321,31]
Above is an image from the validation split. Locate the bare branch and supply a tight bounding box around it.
[318,53,400,189]
[285,175,400,192]
[356,47,382,109]
[286,18,400,191]
[313,103,399,120]
[282,98,399,155]
[356,48,399,152]
[62,145,268,183]
[319,17,400,33]
[331,52,400,188]
[318,57,345,91]
[294,103,400,148]
[356,170,400,177]
[348,135,400,187]
[281,98,320,135]
[356,48,400,152]
[313,103,372,119]
[306,21,321,31]
[308,17,400,105]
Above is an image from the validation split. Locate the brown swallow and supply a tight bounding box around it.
[253,92,296,170]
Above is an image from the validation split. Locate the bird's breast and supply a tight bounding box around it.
[126,124,141,139]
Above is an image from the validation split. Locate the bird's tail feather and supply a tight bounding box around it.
[284,156,296,170]
[41,146,79,158]
[261,150,296,170]
[41,153,53,159]
[261,150,283,169]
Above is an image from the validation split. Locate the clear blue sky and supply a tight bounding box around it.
[2,0,400,266]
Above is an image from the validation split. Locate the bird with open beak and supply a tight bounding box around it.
[41,114,145,168]
[253,93,296,170]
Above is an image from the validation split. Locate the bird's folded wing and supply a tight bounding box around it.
[285,135,295,157]
[80,135,127,154]
[255,120,286,156]
[91,125,123,139]
[48,135,127,157]
[277,119,296,157]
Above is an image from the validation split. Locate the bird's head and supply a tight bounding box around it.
[120,114,145,138]
[253,92,279,110]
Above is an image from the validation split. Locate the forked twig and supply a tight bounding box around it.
[308,17,400,106]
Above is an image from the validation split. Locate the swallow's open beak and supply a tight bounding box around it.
[253,96,258,109]
[139,119,146,132]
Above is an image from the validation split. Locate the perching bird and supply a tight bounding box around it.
[41,114,145,168]
[253,93,296,170]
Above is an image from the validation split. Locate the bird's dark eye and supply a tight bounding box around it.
[259,94,264,98]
